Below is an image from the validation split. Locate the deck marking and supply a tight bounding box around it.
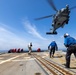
[0,54,25,64]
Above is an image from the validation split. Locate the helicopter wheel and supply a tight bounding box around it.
[66,19,69,24]
[53,31,57,34]
[66,21,68,24]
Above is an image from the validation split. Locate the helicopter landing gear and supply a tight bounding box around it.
[52,24,54,26]
[66,16,69,24]
[46,31,57,34]
[66,21,68,24]
[53,31,57,34]
[66,19,69,24]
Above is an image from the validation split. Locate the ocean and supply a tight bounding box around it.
[0,49,67,53]
[0,50,8,53]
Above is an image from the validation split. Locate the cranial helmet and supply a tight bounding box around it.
[52,40,55,42]
[64,33,69,38]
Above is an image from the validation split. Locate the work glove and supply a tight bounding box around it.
[48,46,50,50]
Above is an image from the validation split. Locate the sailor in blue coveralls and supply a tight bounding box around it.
[64,33,76,68]
[48,41,58,58]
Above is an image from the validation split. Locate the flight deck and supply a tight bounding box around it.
[0,51,76,75]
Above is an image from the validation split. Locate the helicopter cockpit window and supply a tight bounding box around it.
[61,8,65,12]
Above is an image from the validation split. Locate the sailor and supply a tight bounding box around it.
[64,33,76,68]
[28,42,32,55]
[48,40,58,58]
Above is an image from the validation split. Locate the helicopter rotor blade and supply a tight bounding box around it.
[35,15,53,20]
[47,0,58,12]
[70,6,76,10]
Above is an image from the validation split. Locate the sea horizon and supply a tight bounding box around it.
[0,49,67,53]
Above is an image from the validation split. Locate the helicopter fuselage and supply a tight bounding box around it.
[35,1,74,35]
[52,7,70,32]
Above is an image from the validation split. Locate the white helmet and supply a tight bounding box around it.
[52,40,55,42]
[64,33,69,38]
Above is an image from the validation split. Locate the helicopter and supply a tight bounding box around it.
[35,0,76,34]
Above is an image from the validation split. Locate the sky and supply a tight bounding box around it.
[0,0,76,51]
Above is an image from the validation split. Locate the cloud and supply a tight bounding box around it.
[0,25,28,50]
[0,23,48,50]
[23,20,47,40]
[0,22,66,51]
[23,20,66,50]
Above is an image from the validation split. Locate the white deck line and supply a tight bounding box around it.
[0,54,25,64]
